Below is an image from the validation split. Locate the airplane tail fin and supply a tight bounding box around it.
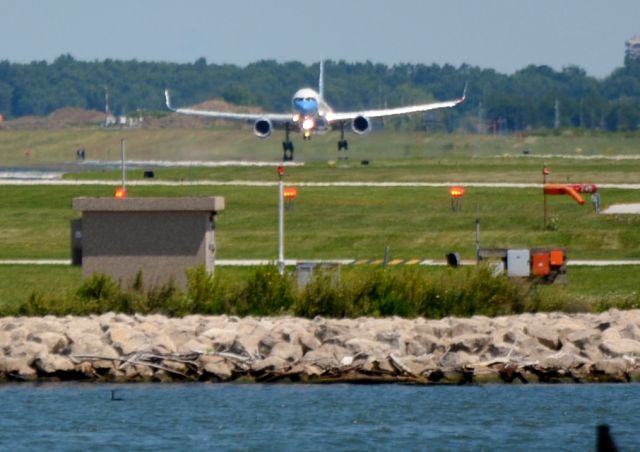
[164,89,176,111]
[319,59,324,101]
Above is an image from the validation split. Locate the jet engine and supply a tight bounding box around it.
[351,116,372,135]
[253,118,273,138]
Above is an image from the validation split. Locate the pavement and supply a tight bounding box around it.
[2,259,640,267]
[601,203,640,214]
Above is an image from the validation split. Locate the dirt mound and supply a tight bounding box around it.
[146,98,265,129]
[0,99,267,130]
[1,107,105,130]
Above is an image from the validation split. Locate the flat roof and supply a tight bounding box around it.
[73,196,225,212]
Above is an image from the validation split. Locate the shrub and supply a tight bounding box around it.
[294,268,348,318]
[234,266,295,316]
[185,266,227,314]
[12,264,627,319]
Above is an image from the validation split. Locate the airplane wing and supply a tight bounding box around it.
[325,84,466,122]
[164,90,291,123]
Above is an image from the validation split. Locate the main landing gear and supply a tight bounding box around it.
[282,122,294,161]
[337,121,349,151]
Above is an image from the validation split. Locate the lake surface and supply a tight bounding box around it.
[0,383,638,451]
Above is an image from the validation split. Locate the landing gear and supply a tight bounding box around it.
[282,122,294,161]
[337,121,349,151]
[282,141,294,161]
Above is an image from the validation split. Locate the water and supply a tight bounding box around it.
[1,383,638,451]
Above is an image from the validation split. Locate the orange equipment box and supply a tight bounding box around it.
[532,252,550,276]
[549,249,564,266]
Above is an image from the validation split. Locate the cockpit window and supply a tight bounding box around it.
[305,97,315,101]
[294,97,302,102]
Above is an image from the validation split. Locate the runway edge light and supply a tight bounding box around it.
[283,186,298,200]
[449,186,465,198]
[114,187,127,198]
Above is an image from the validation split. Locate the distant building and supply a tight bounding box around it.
[625,35,640,61]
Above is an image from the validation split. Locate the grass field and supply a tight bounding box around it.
[0,127,639,312]
[1,184,640,261]
[2,126,640,166]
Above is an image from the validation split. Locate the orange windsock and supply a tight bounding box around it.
[543,184,585,205]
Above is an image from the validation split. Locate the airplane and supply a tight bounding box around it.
[164,61,466,161]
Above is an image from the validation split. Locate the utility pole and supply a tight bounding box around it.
[277,165,285,275]
[121,138,126,192]
[475,218,481,264]
[543,164,550,228]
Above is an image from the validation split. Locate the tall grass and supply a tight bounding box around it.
[12,264,614,319]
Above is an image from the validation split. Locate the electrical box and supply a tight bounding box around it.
[507,249,530,277]
[549,249,564,266]
[531,252,551,276]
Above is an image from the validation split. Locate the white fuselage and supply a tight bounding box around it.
[291,88,331,135]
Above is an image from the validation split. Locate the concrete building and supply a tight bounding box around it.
[72,197,224,288]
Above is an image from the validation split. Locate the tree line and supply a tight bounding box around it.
[0,54,639,132]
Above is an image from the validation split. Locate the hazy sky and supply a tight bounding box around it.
[1,0,639,78]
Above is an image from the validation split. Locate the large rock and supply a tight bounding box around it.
[439,351,478,369]
[69,333,119,359]
[105,324,175,355]
[344,338,391,357]
[0,357,37,380]
[413,320,451,339]
[33,354,76,375]
[199,327,236,347]
[619,323,640,341]
[599,338,640,358]
[0,331,11,349]
[251,356,287,373]
[302,343,350,369]
[524,324,560,350]
[449,334,490,354]
[539,352,585,371]
[200,355,234,380]
[268,342,303,363]
[6,342,48,363]
[450,317,491,337]
[389,354,439,376]
[593,358,629,379]
[27,332,70,354]
[566,329,601,350]
[297,332,321,353]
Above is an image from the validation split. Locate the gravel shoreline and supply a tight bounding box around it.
[2,310,640,384]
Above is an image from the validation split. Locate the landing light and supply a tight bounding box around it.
[283,186,298,200]
[302,118,315,130]
[292,113,300,122]
[449,186,465,198]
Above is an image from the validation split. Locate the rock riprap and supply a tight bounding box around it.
[1,310,640,384]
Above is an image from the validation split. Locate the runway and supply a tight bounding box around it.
[2,259,639,267]
[1,178,640,190]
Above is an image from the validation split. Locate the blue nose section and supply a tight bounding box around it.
[293,98,318,114]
